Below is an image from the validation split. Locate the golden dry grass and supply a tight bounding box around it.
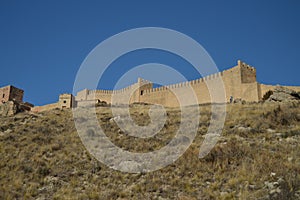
[0,101,299,199]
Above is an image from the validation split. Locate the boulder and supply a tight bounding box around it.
[267,86,300,102]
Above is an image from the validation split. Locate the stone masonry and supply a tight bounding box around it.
[0,85,24,104]
[31,94,74,112]
[0,85,34,116]
[4,60,300,113]
[75,60,300,108]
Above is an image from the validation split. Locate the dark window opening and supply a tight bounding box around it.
[2,94,5,98]
[140,90,144,95]
[63,100,67,103]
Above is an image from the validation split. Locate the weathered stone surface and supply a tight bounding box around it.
[0,101,18,116]
[0,101,33,116]
[74,60,270,107]
[267,86,300,102]
[0,85,24,104]
[31,94,74,113]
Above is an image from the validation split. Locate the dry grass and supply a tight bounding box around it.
[0,102,300,199]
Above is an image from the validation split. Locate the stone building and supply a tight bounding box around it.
[0,85,34,116]
[59,94,75,109]
[0,85,24,104]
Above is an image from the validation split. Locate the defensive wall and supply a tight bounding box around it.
[2,60,300,113]
[0,84,75,113]
[31,94,74,112]
[75,60,300,107]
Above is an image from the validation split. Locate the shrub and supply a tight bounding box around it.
[262,90,273,101]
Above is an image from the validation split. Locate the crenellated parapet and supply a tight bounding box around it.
[238,60,256,71]
[8,59,299,113]
[72,60,299,107]
[238,60,257,83]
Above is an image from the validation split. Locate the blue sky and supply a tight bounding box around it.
[0,1,299,105]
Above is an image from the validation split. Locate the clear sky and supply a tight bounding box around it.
[0,1,299,105]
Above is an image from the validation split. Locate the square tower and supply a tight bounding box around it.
[59,94,74,109]
[238,60,257,83]
[0,85,24,104]
[137,78,153,96]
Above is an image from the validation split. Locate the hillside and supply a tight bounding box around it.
[0,102,300,199]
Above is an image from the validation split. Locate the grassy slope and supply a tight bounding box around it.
[0,102,300,199]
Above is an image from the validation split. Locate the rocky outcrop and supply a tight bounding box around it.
[267,87,300,102]
[0,101,18,116]
[0,101,32,116]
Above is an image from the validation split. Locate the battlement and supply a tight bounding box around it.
[2,59,264,113]
[238,60,257,83]
[74,60,258,105]
[24,59,300,111]
[138,77,152,85]
[238,60,256,71]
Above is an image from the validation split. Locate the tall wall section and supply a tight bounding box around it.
[75,61,261,107]
[75,60,300,107]
[138,60,261,107]
[237,60,260,102]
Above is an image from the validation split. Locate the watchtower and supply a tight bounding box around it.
[0,85,24,104]
[128,78,153,104]
[59,94,74,109]
[238,60,257,83]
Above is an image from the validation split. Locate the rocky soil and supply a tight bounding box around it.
[0,102,300,199]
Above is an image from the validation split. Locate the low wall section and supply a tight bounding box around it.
[31,103,59,112]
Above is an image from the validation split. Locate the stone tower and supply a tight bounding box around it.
[59,94,75,109]
[0,85,24,104]
[135,78,153,103]
[238,60,257,83]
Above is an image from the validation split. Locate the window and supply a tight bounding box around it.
[140,90,144,95]
[63,100,67,103]
[2,94,5,98]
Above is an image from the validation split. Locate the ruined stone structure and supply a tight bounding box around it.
[0,85,24,104]
[0,85,33,116]
[0,85,74,113]
[74,60,300,107]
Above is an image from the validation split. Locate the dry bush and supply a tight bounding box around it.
[0,102,299,199]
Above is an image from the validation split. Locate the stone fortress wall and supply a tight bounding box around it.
[2,60,300,114]
[75,60,300,107]
[31,94,74,112]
